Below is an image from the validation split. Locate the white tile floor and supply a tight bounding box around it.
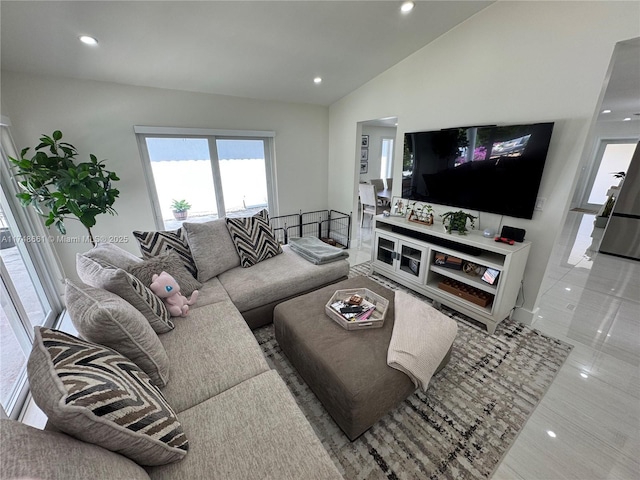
[348,210,640,480]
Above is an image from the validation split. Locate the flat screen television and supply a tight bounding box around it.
[403,122,554,219]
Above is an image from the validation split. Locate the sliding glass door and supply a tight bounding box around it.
[136,128,275,230]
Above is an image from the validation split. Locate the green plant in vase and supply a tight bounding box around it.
[420,204,434,225]
[441,210,477,235]
[171,199,192,221]
[9,130,120,246]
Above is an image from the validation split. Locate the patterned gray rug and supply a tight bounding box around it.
[253,262,573,480]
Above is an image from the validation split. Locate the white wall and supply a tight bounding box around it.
[328,1,640,323]
[1,73,329,282]
[359,125,397,183]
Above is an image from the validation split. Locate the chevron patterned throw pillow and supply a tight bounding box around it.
[226,210,283,267]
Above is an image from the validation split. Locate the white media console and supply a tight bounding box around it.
[371,215,531,334]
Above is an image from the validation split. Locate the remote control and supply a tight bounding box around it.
[340,305,365,314]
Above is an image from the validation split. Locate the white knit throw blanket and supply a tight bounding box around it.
[387,290,458,391]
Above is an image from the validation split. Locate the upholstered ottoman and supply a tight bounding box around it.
[273,276,452,440]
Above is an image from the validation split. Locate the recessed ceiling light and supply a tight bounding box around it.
[546,430,557,438]
[601,109,612,114]
[401,1,415,14]
[79,35,98,46]
[313,77,322,85]
[580,372,588,379]
[623,117,631,121]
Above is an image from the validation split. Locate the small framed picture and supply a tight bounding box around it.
[360,148,368,161]
[390,196,407,216]
[361,135,369,148]
[360,162,368,174]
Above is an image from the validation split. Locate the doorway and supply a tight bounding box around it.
[579,139,635,211]
[354,117,398,249]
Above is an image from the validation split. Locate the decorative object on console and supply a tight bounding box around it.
[434,252,463,270]
[170,199,191,221]
[441,210,477,235]
[408,203,434,225]
[501,225,526,242]
[390,196,407,217]
[437,278,493,308]
[483,228,494,238]
[150,271,199,317]
[27,327,189,466]
[225,209,283,268]
[8,130,120,246]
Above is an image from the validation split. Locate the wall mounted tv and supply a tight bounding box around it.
[402,122,554,219]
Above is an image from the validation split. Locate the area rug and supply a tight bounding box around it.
[253,262,573,480]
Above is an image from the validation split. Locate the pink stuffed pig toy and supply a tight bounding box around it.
[150,271,198,317]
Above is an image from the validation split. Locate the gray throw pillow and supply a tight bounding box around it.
[183,219,241,282]
[82,242,142,270]
[132,228,198,278]
[226,209,283,267]
[76,254,174,333]
[128,250,202,297]
[65,280,170,387]
[27,327,188,466]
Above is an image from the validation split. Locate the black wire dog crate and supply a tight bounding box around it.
[270,210,351,249]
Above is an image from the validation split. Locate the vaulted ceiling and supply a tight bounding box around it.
[1,1,493,106]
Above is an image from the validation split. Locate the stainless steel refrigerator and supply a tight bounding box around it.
[599,141,640,260]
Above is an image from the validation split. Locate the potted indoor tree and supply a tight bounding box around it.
[9,130,120,246]
[171,199,192,221]
[441,210,477,235]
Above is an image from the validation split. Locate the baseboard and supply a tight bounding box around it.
[510,306,538,326]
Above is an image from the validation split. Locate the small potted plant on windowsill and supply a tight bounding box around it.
[171,199,191,221]
[441,210,477,235]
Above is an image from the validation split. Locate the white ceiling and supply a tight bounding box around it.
[0,1,493,106]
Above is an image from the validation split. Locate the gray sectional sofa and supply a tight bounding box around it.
[1,216,349,480]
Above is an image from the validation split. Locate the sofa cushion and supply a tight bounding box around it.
[225,209,282,267]
[27,327,189,466]
[128,250,202,297]
[65,280,170,387]
[0,419,151,480]
[158,300,269,413]
[133,228,198,278]
[82,242,142,269]
[183,219,241,282]
[146,370,343,480]
[218,245,350,313]
[191,276,232,308]
[77,255,173,333]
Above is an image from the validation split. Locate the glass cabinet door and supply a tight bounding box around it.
[376,236,396,266]
[396,241,428,284]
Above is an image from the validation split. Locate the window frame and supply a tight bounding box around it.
[1,118,65,419]
[134,126,278,229]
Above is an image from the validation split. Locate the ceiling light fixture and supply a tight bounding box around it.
[623,117,631,121]
[401,1,415,14]
[313,77,322,85]
[601,109,612,114]
[546,430,557,438]
[79,35,98,46]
